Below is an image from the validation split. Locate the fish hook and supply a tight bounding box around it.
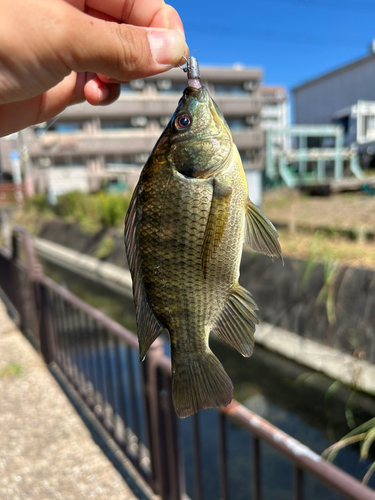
[178,55,189,73]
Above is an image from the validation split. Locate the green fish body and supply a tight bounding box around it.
[125,86,282,418]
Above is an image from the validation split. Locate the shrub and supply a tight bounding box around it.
[54,191,131,228]
[25,193,50,212]
[98,192,132,227]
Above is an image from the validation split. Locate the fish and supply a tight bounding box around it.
[125,59,282,418]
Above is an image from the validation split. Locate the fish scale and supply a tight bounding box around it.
[125,60,282,417]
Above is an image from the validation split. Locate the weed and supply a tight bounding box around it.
[0,362,22,377]
[323,417,375,485]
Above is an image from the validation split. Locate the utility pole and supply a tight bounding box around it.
[17,130,34,197]
[9,150,23,205]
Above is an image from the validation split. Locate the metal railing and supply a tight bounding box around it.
[0,226,374,500]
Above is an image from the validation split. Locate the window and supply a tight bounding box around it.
[121,80,145,93]
[52,156,86,166]
[365,116,375,138]
[101,119,131,130]
[105,153,149,169]
[157,82,186,93]
[49,122,82,133]
[160,116,171,127]
[227,118,247,130]
[156,79,172,90]
[214,84,249,96]
[130,116,148,128]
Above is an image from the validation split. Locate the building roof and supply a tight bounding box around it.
[291,51,375,94]
[260,86,287,101]
[149,64,263,83]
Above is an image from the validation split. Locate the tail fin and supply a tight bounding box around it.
[171,349,233,418]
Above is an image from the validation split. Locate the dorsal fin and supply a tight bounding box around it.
[124,189,165,361]
[244,200,283,261]
[201,179,232,277]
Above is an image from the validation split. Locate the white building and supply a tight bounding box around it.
[261,86,289,152]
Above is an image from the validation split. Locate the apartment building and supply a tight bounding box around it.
[260,86,289,151]
[1,65,265,202]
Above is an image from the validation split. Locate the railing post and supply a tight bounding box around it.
[11,232,19,262]
[252,436,261,500]
[11,226,43,351]
[10,231,24,325]
[142,338,167,496]
[142,339,186,500]
[39,283,56,364]
[293,466,304,500]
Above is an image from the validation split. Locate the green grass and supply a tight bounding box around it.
[0,362,22,378]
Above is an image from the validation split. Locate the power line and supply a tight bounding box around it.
[258,0,375,14]
[187,22,367,48]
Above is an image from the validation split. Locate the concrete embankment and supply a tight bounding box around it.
[34,237,133,298]
[34,236,375,399]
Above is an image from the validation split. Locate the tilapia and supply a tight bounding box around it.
[125,57,282,418]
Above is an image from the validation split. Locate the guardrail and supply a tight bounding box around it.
[0,226,374,500]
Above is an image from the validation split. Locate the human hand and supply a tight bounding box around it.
[0,0,188,136]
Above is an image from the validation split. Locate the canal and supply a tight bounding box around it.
[39,257,375,499]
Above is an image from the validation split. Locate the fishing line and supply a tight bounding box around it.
[18,114,60,156]
[0,114,60,183]
[268,0,375,14]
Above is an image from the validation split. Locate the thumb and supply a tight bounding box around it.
[65,13,189,82]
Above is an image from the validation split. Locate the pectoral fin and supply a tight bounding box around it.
[244,200,283,261]
[201,179,232,277]
[125,190,165,361]
[212,285,259,357]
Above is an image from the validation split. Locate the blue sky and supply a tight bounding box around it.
[171,0,375,91]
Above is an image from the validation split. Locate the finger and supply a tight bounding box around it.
[65,12,189,81]
[0,72,119,136]
[86,0,183,31]
[85,2,183,34]
[149,4,185,33]
[0,72,80,136]
[83,75,121,105]
[84,7,120,23]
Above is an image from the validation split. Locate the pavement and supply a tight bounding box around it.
[0,298,143,500]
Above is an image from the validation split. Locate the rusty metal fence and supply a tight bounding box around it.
[0,226,374,500]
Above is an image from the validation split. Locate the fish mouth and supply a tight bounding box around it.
[183,86,208,102]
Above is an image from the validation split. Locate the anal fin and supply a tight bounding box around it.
[212,285,259,357]
[245,200,283,261]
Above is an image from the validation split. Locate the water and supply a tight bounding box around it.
[39,258,375,497]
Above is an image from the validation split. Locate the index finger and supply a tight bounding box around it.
[86,0,184,32]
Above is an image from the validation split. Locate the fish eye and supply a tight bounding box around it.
[175,114,191,130]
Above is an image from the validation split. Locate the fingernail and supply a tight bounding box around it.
[98,85,109,102]
[148,29,186,65]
